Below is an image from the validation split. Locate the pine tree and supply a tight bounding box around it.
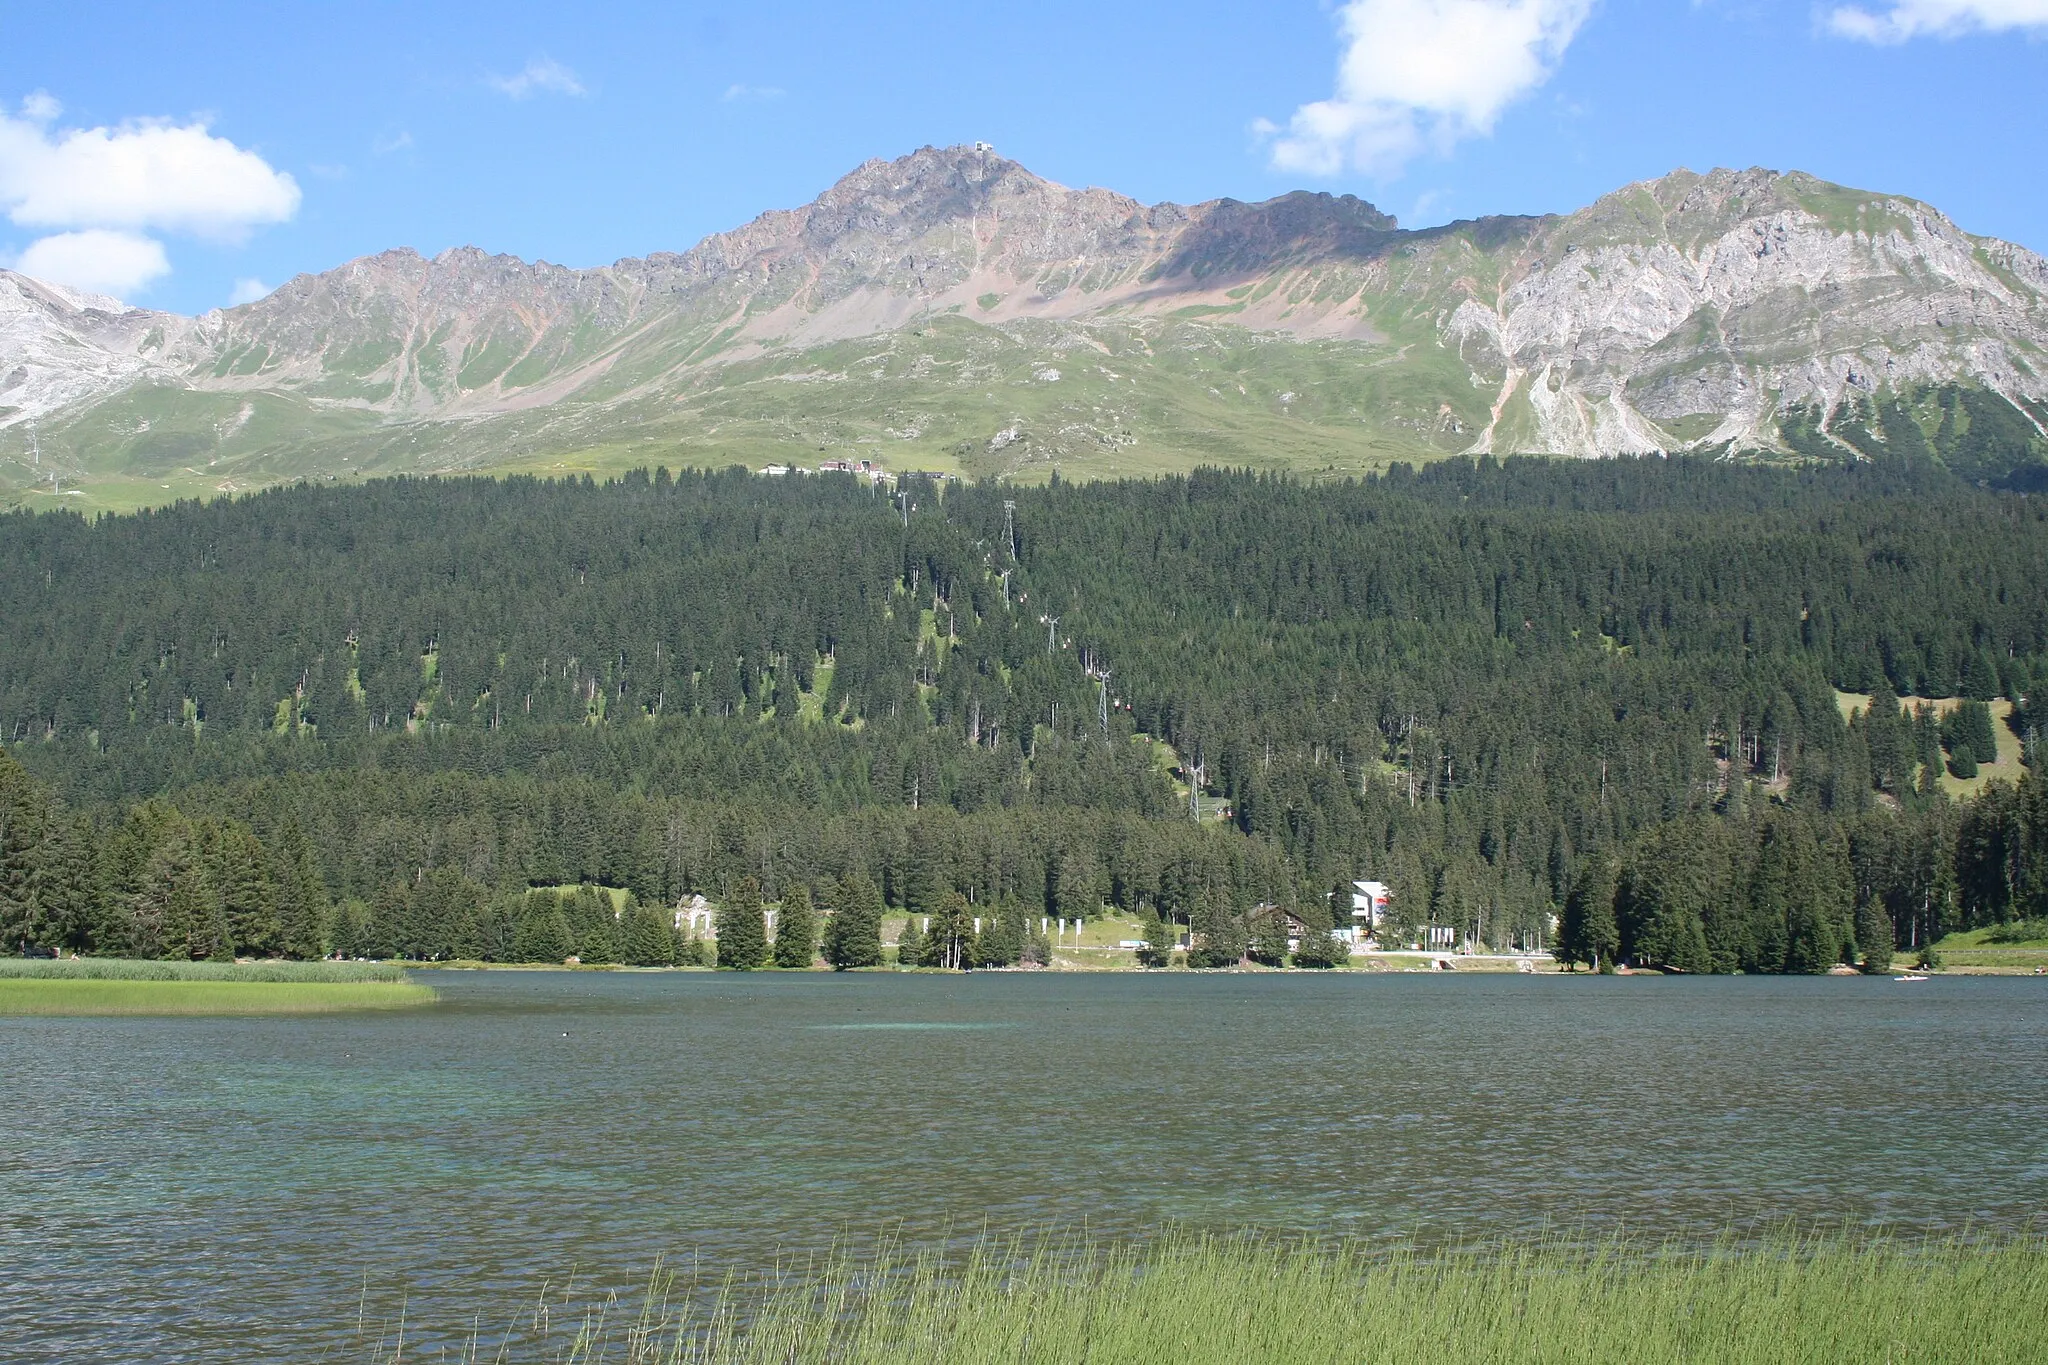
[822,873,885,969]
[620,894,677,966]
[513,891,574,962]
[1135,911,1173,968]
[1855,895,1895,974]
[1558,856,1620,972]
[924,892,973,969]
[772,884,818,968]
[715,876,768,969]
[1187,887,1245,968]
[1245,904,1290,967]
[212,823,280,957]
[0,751,47,952]
[894,911,926,968]
[270,816,329,959]
[28,813,100,954]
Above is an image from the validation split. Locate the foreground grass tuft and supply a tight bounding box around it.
[359,1231,2048,1364]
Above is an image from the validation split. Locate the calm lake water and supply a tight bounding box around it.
[5,970,2047,1361]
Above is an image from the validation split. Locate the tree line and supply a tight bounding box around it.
[7,456,2048,969]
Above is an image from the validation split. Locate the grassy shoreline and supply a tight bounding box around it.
[0,958,436,1014]
[0,978,437,1015]
[357,1231,2048,1364]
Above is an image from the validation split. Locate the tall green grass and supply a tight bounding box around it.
[0,978,436,1015]
[0,959,434,1014]
[358,1230,2048,1364]
[0,957,406,983]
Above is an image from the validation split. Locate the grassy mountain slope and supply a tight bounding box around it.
[4,150,2047,511]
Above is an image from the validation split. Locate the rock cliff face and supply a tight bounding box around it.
[1437,169,2048,455]
[3,147,2045,499]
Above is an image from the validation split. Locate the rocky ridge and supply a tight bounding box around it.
[3,147,2045,500]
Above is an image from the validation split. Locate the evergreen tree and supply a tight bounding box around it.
[1855,895,1895,974]
[269,816,329,960]
[0,751,46,952]
[895,912,926,968]
[822,873,885,969]
[210,823,280,957]
[772,884,818,968]
[27,812,100,954]
[1134,911,1174,968]
[564,885,618,963]
[474,893,524,963]
[512,891,574,963]
[924,892,973,969]
[1557,856,1620,971]
[1246,905,1291,967]
[620,894,678,966]
[1188,887,1245,968]
[977,904,1024,967]
[715,876,768,969]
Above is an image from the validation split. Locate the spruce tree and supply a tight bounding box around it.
[772,884,818,968]
[1855,895,1895,974]
[1245,905,1290,967]
[270,816,329,960]
[212,824,280,958]
[1560,857,1620,972]
[1187,888,1246,968]
[715,876,768,969]
[924,892,974,969]
[25,812,98,954]
[620,894,677,966]
[0,752,47,952]
[822,873,884,969]
[1135,912,1173,968]
[894,911,926,968]
[513,892,574,963]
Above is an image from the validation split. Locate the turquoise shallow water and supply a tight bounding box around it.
[4,970,2047,1360]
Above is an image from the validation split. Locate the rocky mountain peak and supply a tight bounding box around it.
[4,150,2046,490]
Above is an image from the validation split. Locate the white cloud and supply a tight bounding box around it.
[1264,0,1595,178]
[21,92,61,123]
[11,229,170,300]
[1826,0,2048,40]
[0,109,300,242]
[228,277,272,306]
[488,58,587,99]
[371,130,414,156]
[722,83,786,102]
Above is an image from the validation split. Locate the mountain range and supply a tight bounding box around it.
[5,143,2047,509]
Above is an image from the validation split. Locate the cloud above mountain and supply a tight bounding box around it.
[10,228,169,298]
[1262,0,1593,178]
[487,58,587,99]
[1827,0,2048,41]
[0,94,298,301]
[0,99,299,239]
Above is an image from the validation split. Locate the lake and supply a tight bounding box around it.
[4,970,2046,1360]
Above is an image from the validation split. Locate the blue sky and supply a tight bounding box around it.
[3,0,2046,313]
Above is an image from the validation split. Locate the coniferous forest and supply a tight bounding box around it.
[5,456,2048,971]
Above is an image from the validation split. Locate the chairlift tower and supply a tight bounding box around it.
[1098,669,1111,736]
[1003,499,1018,563]
[1043,615,1059,655]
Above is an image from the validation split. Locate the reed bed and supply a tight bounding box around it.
[361,1229,2048,1364]
[0,957,407,982]
[0,958,434,1013]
